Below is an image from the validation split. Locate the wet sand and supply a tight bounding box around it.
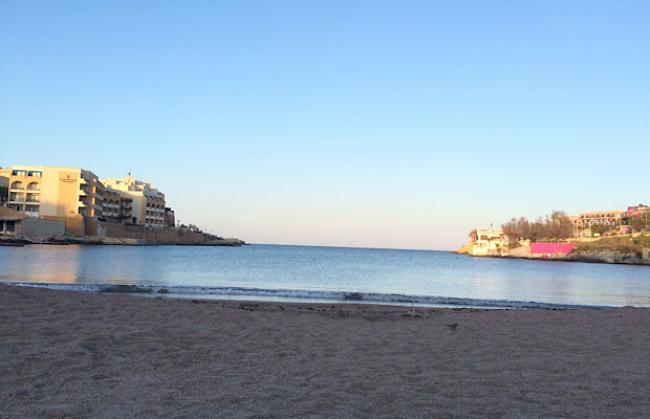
[1,285,649,418]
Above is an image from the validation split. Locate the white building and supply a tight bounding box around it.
[469,227,508,256]
[101,175,166,228]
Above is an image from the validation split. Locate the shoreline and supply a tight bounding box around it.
[2,285,649,417]
[0,281,618,310]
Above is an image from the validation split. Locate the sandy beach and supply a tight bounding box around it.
[1,285,649,418]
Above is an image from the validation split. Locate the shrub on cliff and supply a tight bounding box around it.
[590,224,614,237]
[629,215,649,232]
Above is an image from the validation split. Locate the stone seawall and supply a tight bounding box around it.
[1,218,244,247]
[99,222,208,244]
[77,219,241,245]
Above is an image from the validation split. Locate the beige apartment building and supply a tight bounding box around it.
[569,210,625,234]
[102,175,166,228]
[0,165,104,235]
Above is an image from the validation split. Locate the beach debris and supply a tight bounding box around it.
[446,323,459,330]
[238,303,259,311]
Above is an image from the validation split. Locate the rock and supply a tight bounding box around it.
[344,292,363,301]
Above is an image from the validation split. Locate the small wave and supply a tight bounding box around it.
[0,280,609,309]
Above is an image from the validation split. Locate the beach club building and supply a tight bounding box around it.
[468,227,508,256]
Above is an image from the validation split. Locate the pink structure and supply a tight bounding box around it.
[530,243,576,256]
[628,205,649,217]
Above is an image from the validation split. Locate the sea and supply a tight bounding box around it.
[1,244,649,308]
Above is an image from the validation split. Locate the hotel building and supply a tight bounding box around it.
[101,188,133,222]
[102,175,166,228]
[0,165,104,235]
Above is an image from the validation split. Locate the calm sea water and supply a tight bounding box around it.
[1,244,649,307]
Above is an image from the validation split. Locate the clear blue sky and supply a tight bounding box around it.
[1,1,649,249]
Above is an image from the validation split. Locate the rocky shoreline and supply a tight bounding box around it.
[458,247,650,266]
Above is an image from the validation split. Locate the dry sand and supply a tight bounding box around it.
[1,285,649,418]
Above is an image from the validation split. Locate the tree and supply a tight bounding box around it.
[547,211,574,240]
[530,217,546,241]
[501,210,574,242]
[502,217,530,241]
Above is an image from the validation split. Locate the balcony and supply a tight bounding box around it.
[10,181,23,191]
[26,182,40,191]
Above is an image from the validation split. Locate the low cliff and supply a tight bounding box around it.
[459,235,650,266]
[567,248,645,264]
[567,236,650,265]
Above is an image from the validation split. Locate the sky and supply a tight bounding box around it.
[1,1,649,250]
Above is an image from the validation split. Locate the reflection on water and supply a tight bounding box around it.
[1,244,649,307]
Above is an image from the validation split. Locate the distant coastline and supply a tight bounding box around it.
[460,206,650,266]
[458,233,650,266]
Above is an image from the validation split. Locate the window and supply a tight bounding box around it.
[10,181,23,190]
[27,182,40,191]
[10,192,24,202]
